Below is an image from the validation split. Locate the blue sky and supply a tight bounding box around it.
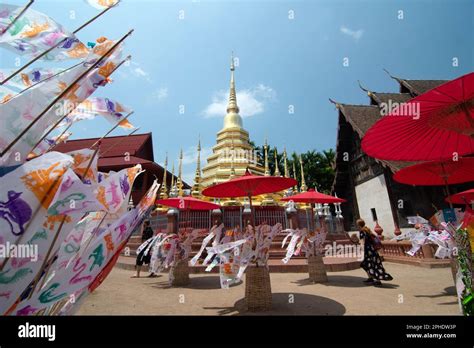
[1,0,473,184]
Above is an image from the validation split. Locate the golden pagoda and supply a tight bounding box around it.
[201,53,265,189]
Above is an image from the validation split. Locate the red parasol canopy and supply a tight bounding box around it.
[393,157,474,186]
[156,197,221,211]
[362,72,474,161]
[202,169,297,199]
[281,188,346,204]
[446,188,474,205]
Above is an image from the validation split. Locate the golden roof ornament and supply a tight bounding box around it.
[159,153,168,199]
[170,162,177,197]
[292,161,298,192]
[264,138,270,176]
[192,138,202,198]
[299,154,307,192]
[177,148,184,196]
[273,147,281,177]
[283,147,289,178]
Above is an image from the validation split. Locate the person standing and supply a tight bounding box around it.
[357,219,393,287]
[133,220,154,278]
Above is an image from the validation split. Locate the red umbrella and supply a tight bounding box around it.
[393,157,474,186]
[393,157,474,209]
[281,188,346,204]
[156,197,220,211]
[362,72,474,161]
[202,169,297,201]
[446,188,474,206]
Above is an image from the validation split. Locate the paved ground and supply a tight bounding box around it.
[77,262,460,315]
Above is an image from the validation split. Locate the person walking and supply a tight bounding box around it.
[133,220,155,278]
[357,219,393,287]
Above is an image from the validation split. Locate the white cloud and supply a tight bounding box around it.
[202,84,276,118]
[340,26,364,41]
[125,61,152,82]
[150,87,168,102]
[133,67,148,78]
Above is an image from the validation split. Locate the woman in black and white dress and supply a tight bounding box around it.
[357,219,393,287]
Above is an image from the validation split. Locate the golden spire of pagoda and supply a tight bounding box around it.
[223,52,243,130]
[177,148,184,196]
[292,161,298,192]
[299,154,307,192]
[283,148,289,178]
[273,147,281,176]
[227,52,239,114]
[264,138,270,176]
[192,137,202,197]
[159,153,168,199]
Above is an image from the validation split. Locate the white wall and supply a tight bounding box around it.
[355,174,395,238]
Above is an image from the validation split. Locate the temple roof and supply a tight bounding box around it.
[337,104,381,137]
[336,103,414,172]
[53,133,190,188]
[369,92,412,106]
[332,76,450,176]
[398,79,447,95]
[53,133,154,160]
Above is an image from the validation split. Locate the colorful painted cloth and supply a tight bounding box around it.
[0,85,16,104]
[0,68,64,92]
[11,180,159,315]
[47,164,142,217]
[0,37,124,166]
[0,151,74,314]
[0,4,89,60]
[148,228,209,283]
[85,0,120,10]
[59,97,135,129]
[28,131,72,158]
[191,223,283,288]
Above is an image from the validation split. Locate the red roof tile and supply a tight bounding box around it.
[53,133,153,160]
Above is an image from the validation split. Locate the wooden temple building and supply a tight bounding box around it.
[331,75,471,236]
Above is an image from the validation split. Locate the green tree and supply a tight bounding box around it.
[250,142,336,194]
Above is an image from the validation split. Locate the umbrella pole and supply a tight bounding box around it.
[440,163,454,210]
[248,195,258,267]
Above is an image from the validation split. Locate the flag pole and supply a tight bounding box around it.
[72,0,120,34]
[0,30,134,157]
[81,140,101,181]
[27,123,73,160]
[46,122,73,152]
[18,61,84,95]
[89,111,134,149]
[0,0,34,35]
[27,55,132,156]
[100,127,140,156]
[0,0,121,85]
